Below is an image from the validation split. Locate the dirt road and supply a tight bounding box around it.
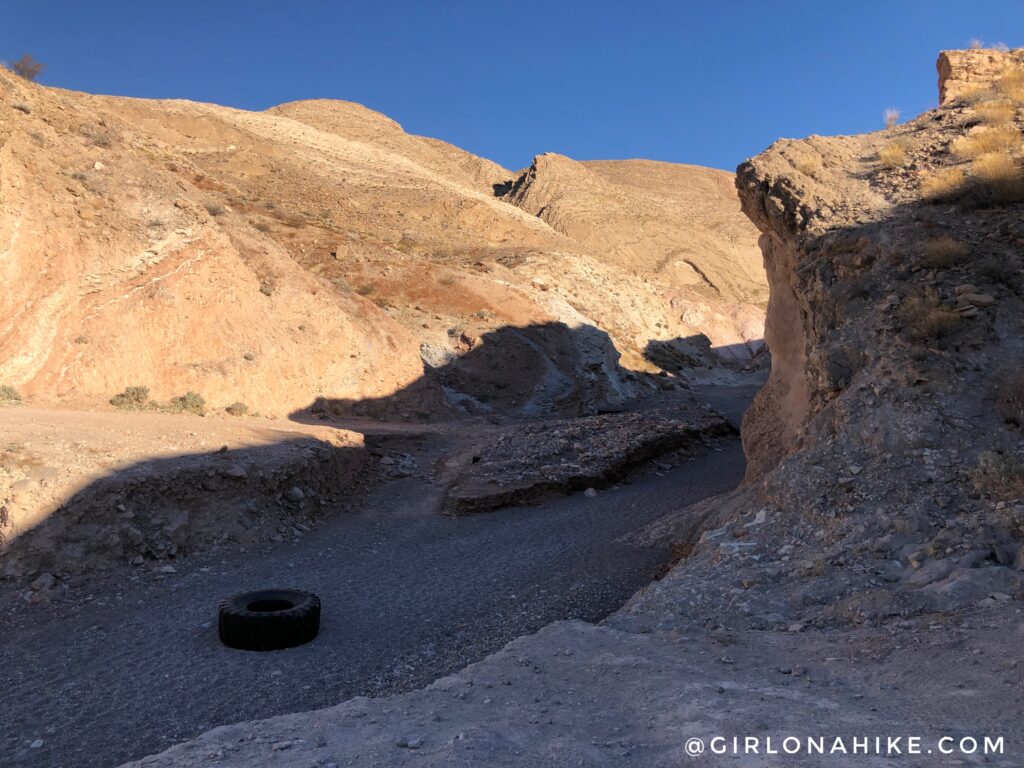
[1,390,751,768]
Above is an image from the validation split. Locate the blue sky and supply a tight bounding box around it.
[3,1,1022,171]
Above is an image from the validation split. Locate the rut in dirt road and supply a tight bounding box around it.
[2,426,746,768]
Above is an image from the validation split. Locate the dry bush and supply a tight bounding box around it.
[899,290,959,341]
[167,391,206,415]
[225,401,249,417]
[12,102,30,114]
[920,167,966,200]
[878,139,910,168]
[972,151,1024,203]
[0,384,22,404]
[971,451,1024,500]
[884,107,900,129]
[9,54,43,81]
[110,386,153,411]
[951,125,1022,159]
[354,283,376,296]
[921,236,970,269]
[204,202,226,217]
[974,99,1016,124]
[78,123,116,148]
[996,370,1024,426]
[997,67,1024,103]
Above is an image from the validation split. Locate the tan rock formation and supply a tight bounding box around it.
[0,71,766,418]
[937,47,1024,105]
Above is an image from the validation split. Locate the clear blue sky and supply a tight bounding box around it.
[3,1,1022,171]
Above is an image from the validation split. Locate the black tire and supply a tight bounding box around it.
[218,589,320,651]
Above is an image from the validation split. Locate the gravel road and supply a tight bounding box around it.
[1,400,748,768]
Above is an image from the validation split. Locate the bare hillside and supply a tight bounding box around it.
[0,72,766,419]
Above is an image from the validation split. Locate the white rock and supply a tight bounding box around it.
[584,487,598,498]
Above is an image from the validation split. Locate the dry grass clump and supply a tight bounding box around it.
[974,98,1016,124]
[971,451,1024,500]
[0,384,22,405]
[883,107,900,129]
[921,236,970,269]
[971,151,1024,203]
[951,125,1022,159]
[899,290,959,341]
[878,138,910,169]
[204,202,226,217]
[920,167,966,200]
[997,67,1024,103]
[110,386,154,411]
[78,123,116,148]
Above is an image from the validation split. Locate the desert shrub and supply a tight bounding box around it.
[110,386,153,411]
[971,151,1024,203]
[974,99,1016,125]
[997,67,1024,103]
[878,138,910,169]
[971,451,1024,499]
[354,283,375,296]
[899,290,959,341]
[0,384,22,404]
[883,107,900,129]
[78,123,115,148]
[204,202,225,217]
[73,335,89,344]
[436,274,457,287]
[920,167,966,200]
[252,221,271,233]
[12,102,30,114]
[225,401,249,416]
[951,125,1022,159]
[921,236,970,269]
[9,54,43,81]
[996,370,1024,427]
[167,391,206,415]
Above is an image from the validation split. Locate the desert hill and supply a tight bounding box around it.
[0,70,766,418]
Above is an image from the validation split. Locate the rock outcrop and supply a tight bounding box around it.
[938,47,1024,105]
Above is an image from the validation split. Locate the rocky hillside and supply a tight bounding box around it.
[653,46,1024,625]
[0,73,766,419]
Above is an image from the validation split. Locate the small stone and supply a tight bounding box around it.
[271,740,293,751]
[284,486,304,501]
[30,739,44,749]
[788,622,806,633]
[156,565,177,574]
[31,572,57,592]
[379,456,395,466]
[93,161,105,171]
[991,592,1012,601]
[396,737,423,749]
[223,464,247,479]
[130,555,145,566]
[848,464,863,475]
[584,487,598,498]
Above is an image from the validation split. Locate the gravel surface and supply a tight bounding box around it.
[1,425,746,768]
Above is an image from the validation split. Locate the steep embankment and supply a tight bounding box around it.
[0,71,766,420]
